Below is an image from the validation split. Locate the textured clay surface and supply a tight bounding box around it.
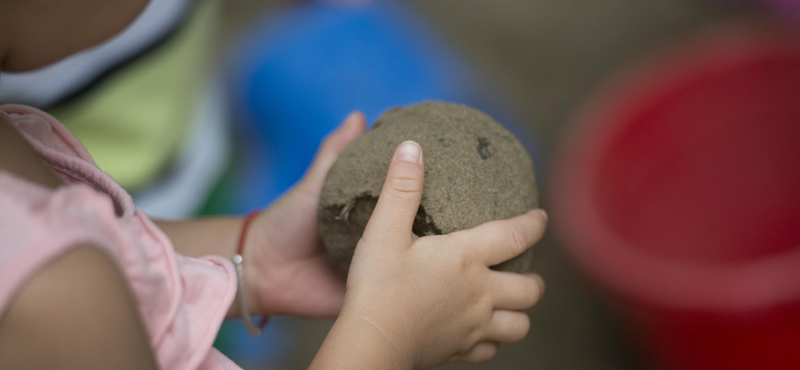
[318,101,539,277]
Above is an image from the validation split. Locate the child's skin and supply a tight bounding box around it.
[0,1,547,369]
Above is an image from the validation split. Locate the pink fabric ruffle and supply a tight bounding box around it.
[0,104,240,370]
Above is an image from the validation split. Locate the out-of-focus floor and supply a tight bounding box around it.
[218,1,766,369]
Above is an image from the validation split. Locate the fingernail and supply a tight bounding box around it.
[534,274,546,299]
[537,209,548,221]
[395,141,422,164]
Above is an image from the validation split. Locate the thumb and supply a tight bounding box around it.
[360,141,425,249]
[297,112,367,197]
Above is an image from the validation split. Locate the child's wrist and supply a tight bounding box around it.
[335,305,419,369]
[340,289,425,366]
[234,211,269,336]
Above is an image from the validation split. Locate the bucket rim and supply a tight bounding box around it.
[550,23,800,312]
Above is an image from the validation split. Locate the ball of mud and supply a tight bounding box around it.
[318,101,538,277]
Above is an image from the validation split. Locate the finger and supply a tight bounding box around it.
[299,112,367,196]
[484,309,530,343]
[458,341,499,364]
[491,272,545,310]
[452,209,547,266]
[360,141,424,248]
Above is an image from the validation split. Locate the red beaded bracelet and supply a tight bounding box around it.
[233,210,269,337]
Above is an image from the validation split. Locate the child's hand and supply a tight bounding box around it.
[242,112,367,318]
[313,141,547,369]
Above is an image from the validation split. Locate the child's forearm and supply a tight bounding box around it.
[154,217,242,260]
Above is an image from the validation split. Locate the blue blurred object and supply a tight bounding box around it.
[226,0,540,215]
[213,317,294,369]
[220,1,541,366]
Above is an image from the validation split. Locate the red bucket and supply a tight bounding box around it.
[550,25,800,370]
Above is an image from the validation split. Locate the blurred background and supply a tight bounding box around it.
[3,0,797,369]
[209,1,798,369]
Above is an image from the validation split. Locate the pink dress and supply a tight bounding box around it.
[0,104,240,370]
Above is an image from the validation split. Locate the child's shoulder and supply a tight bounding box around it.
[0,104,136,215]
[0,106,63,189]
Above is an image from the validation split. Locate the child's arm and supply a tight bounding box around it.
[0,246,159,369]
[0,116,159,369]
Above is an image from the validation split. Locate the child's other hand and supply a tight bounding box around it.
[341,141,547,368]
[243,112,366,318]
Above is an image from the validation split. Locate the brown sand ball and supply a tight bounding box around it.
[318,101,539,277]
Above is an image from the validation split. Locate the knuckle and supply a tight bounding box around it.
[386,174,423,197]
[474,293,493,317]
[507,225,530,252]
[445,233,467,253]
[456,248,478,272]
[441,234,478,271]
